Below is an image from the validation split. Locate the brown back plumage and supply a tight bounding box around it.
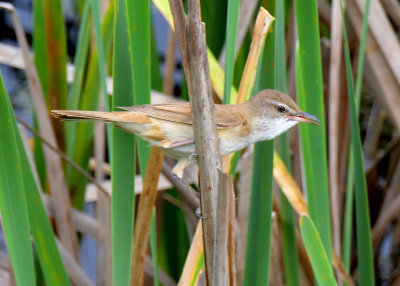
[51,89,298,130]
[52,102,246,128]
[119,103,245,128]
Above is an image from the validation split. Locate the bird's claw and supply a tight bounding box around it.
[196,208,206,219]
[189,150,198,160]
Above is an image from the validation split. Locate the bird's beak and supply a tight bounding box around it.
[286,111,320,125]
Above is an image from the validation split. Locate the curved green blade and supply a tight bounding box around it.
[0,73,36,285]
[299,214,337,286]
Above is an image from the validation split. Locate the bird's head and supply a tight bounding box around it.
[246,89,320,140]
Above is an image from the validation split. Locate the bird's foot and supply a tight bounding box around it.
[189,150,198,160]
[172,159,193,179]
[196,208,206,219]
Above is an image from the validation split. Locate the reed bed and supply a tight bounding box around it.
[0,0,399,285]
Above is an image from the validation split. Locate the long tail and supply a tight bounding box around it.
[51,110,151,124]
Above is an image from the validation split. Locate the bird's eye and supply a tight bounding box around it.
[276,105,287,113]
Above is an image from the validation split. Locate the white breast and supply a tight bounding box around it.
[249,117,299,142]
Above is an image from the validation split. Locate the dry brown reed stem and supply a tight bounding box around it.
[0,250,17,285]
[161,163,200,210]
[212,170,232,285]
[328,0,344,268]
[55,239,94,286]
[41,194,98,238]
[235,150,252,283]
[335,64,350,204]
[380,0,400,28]
[228,181,236,286]
[273,153,308,214]
[0,3,79,258]
[186,0,224,283]
[269,213,285,285]
[130,147,164,286]
[332,252,354,286]
[346,0,400,131]
[363,101,386,167]
[319,0,332,25]
[381,157,400,211]
[372,160,400,249]
[161,163,199,235]
[355,0,400,85]
[178,221,204,286]
[169,0,226,281]
[366,136,400,177]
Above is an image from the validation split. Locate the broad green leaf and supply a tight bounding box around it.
[299,214,337,286]
[0,72,35,285]
[111,0,136,284]
[295,0,332,258]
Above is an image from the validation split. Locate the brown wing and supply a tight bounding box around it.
[119,103,244,128]
[119,103,193,124]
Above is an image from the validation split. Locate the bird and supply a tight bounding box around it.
[51,89,319,178]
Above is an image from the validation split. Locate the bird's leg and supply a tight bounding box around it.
[195,207,206,219]
[172,158,193,179]
[189,150,198,160]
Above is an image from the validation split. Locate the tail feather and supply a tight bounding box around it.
[51,110,115,122]
[51,110,151,124]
